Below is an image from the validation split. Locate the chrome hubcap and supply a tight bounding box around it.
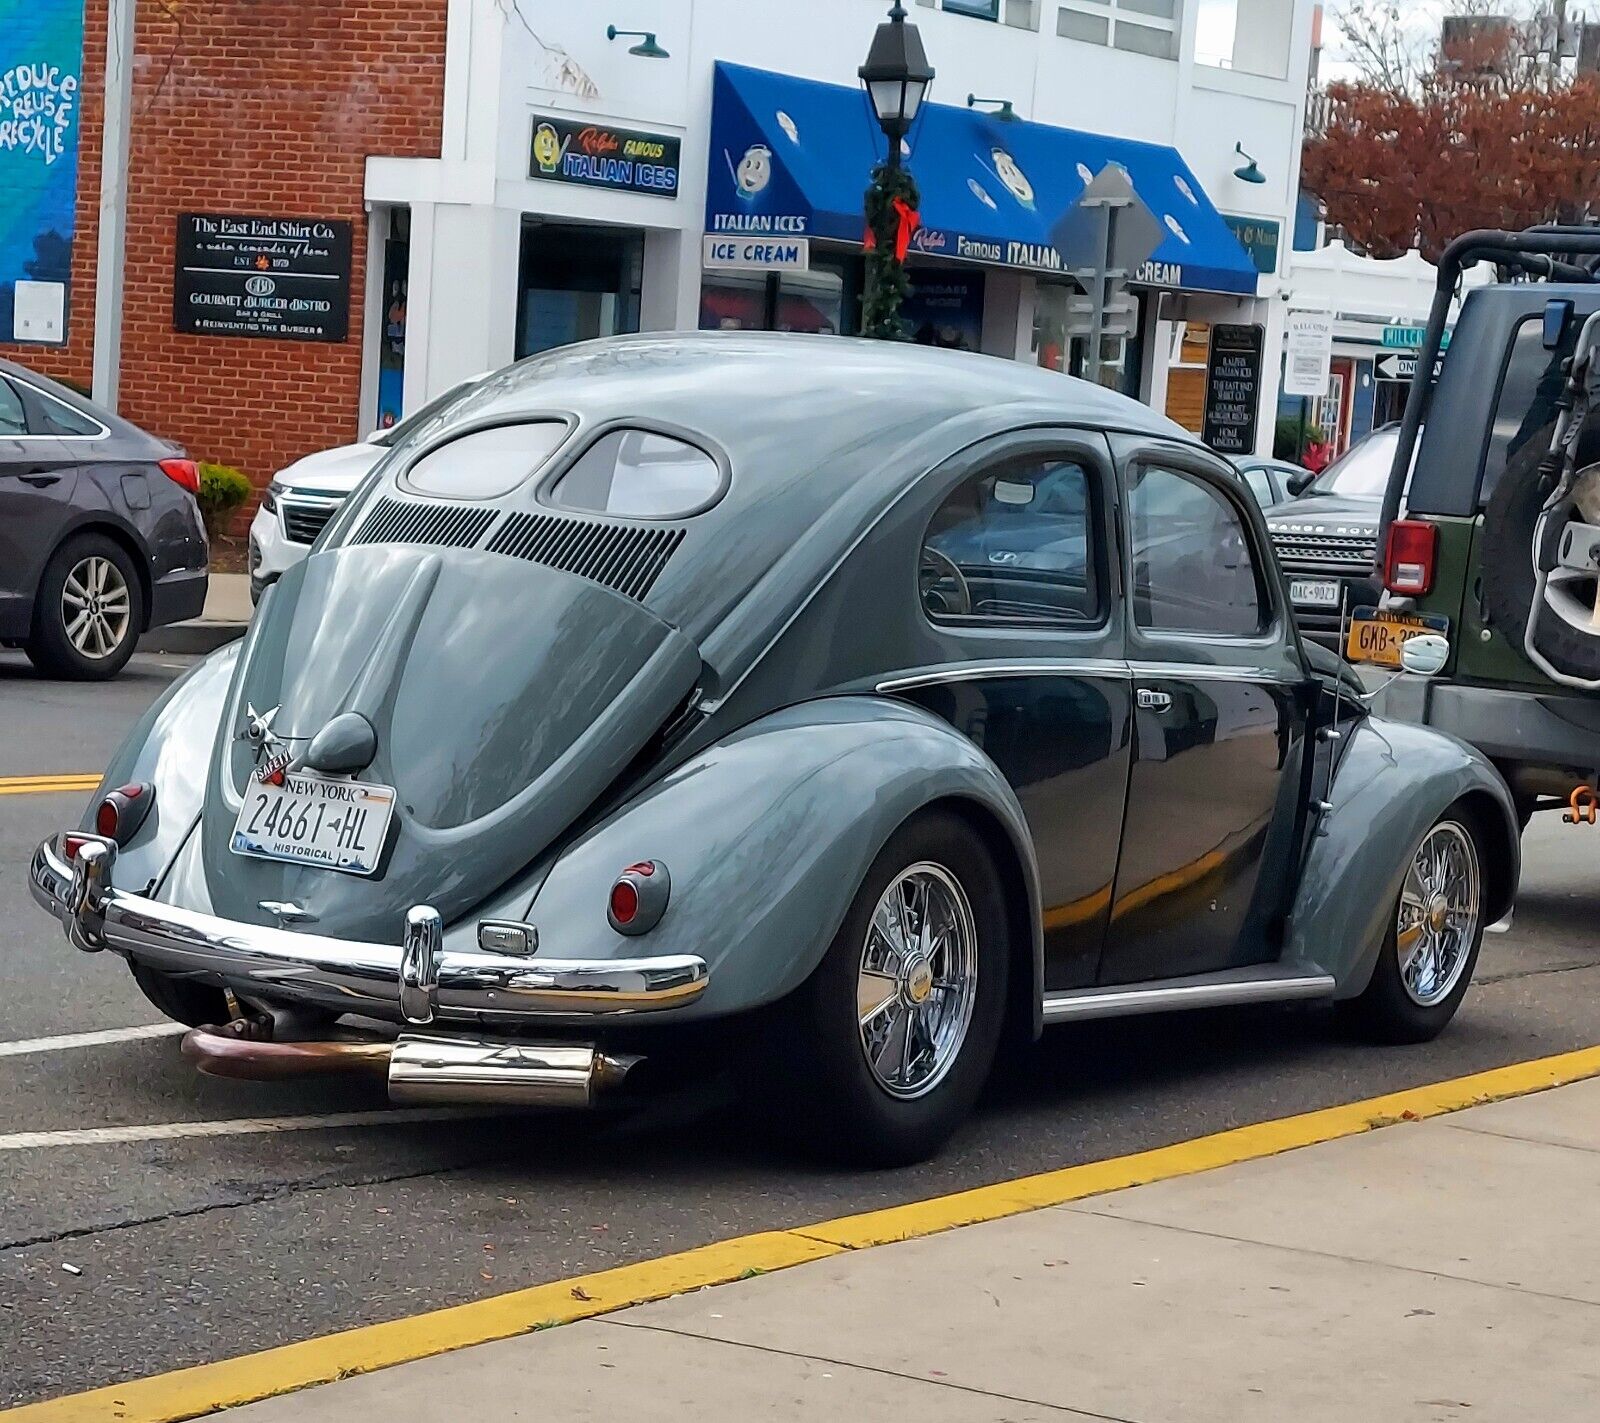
[857,862,978,1100]
[62,557,131,660]
[1397,821,1480,1008]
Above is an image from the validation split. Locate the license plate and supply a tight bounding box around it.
[231,770,396,876]
[1346,608,1450,668]
[1290,578,1342,608]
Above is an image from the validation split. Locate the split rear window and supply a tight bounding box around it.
[404,422,568,499]
[551,430,724,518]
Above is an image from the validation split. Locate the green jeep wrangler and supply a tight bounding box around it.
[1346,227,1600,828]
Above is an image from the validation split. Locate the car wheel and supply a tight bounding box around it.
[24,533,145,680]
[131,964,231,1029]
[769,809,1009,1167]
[1342,801,1486,1045]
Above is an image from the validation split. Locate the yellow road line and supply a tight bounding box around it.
[0,774,100,797]
[8,1044,1600,1423]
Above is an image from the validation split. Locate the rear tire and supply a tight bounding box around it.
[131,964,231,1029]
[25,533,144,680]
[1341,800,1487,1045]
[765,810,1009,1167]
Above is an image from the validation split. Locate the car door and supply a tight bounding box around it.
[0,375,80,636]
[899,431,1134,991]
[1097,437,1313,985]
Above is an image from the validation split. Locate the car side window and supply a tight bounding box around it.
[0,379,24,436]
[32,389,103,437]
[921,454,1101,626]
[1240,465,1273,508]
[1130,464,1265,637]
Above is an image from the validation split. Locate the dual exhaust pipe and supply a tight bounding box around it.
[181,1025,640,1109]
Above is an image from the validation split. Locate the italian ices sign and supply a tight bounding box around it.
[0,0,86,344]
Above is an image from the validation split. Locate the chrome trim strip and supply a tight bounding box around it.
[30,837,708,1022]
[877,659,1131,693]
[1127,661,1301,685]
[1041,968,1335,1024]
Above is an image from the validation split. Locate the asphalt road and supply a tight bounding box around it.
[5,648,1600,1407]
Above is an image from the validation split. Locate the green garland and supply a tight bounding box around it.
[861,160,921,340]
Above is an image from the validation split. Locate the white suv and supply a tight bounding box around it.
[248,377,485,603]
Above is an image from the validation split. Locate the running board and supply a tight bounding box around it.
[1041,966,1336,1025]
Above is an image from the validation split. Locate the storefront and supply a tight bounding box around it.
[697,63,1257,399]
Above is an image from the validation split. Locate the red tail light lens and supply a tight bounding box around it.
[158,458,201,495]
[93,782,154,846]
[1384,519,1438,596]
[609,880,640,926]
[94,800,120,837]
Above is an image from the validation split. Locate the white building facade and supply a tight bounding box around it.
[363,0,1318,457]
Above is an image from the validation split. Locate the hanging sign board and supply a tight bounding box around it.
[173,213,351,341]
[531,116,681,197]
[1202,323,1265,456]
[1283,309,1334,398]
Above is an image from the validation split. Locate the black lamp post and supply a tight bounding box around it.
[859,2,934,339]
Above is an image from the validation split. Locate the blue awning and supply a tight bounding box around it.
[706,62,1258,297]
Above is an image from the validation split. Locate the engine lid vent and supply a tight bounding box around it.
[487,513,684,602]
[351,497,495,550]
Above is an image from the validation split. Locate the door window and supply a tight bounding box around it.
[0,379,25,436]
[1130,465,1265,636]
[921,455,1102,626]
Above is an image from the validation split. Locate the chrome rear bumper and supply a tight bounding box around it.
[30,836,708,1025]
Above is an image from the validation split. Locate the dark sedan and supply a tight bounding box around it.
[0,360,207,678]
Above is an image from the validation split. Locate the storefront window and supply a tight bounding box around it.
[903,271,985,351]
[700,253,858,336]
[1033,282,1146,400]
[516,221,642,359]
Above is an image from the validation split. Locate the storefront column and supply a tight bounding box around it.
[1254,294,1288,458]
[403,202,520,409]
[980,270,1035,361]
[640,228,699,333]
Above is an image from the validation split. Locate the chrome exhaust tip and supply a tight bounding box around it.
[386,1034,642,1108]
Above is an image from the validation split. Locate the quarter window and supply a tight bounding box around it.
[1130,465,1264,636]
[32,388,103,436]
[0,379,24,436]
[551,429,723,518]
[921,455,1101,626]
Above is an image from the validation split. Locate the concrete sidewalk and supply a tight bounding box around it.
[226,1078,1600,1423]
[139,572,252,655]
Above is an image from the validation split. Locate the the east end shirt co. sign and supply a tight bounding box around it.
[174,214,352,341]
[529,117,681,197]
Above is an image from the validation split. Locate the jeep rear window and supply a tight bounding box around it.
[1478,316,1574,509]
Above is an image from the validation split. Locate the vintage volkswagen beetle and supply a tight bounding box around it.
[31,335,1520,1164]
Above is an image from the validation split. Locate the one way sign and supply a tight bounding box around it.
[1376,351,1444,382]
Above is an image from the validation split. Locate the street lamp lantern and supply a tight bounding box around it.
[859,2,935,154]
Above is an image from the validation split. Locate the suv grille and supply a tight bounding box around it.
[280,495,345,546]
[350,497,495,549]
[486,513,684,602]
[1271,533,1377,573]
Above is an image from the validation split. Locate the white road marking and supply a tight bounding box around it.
[0,1023,187,1058]
[0,1108,486,1151]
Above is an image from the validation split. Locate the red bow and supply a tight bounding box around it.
[864,197,921,261]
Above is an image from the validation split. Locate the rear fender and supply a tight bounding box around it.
[526,696,1043,1024]
[1287,715,1519,997]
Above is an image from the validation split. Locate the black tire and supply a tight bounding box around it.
[131,964,231,1029]
[24,533,145,680]
[1341,800,1488,1045]
[765,809,1010,1167]
[1481,421,1600,682]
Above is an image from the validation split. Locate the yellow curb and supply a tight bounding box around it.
[8,1044,1600,1423]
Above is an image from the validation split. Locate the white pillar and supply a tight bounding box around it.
[1254,292,1288,457]
[641,228,699,332]
[91,0,135,410]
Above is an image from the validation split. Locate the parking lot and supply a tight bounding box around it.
[5,648,1600,1408]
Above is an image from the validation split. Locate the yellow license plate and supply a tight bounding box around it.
[1345,609,1450,668]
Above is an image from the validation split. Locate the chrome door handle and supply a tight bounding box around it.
[1136,688,1173,712]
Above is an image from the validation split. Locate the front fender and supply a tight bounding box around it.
[527,695,1043,1024]
[1287,715,1519,998]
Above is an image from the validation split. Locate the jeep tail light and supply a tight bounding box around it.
[1384,519,1438,596]
[158,458,201,495]
[94,782,153,846]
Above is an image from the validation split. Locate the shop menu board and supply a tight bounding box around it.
[1201,323,1264,456]
[173,213,352,341]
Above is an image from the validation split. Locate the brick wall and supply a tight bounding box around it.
[0,0,447,523]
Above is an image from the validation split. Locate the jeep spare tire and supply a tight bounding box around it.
[1480,420,1600,683]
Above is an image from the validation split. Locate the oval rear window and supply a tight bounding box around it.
[404,422,568,499]
[551,429,724,518]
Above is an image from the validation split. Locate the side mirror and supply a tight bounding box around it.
[1287,470,1314,496]
[1544,298,1575,350]
[1400,633,1450,677]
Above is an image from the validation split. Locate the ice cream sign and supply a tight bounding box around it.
[529,116,681,198]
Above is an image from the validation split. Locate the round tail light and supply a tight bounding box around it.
[94,782,153,846]
[607,860,670,935]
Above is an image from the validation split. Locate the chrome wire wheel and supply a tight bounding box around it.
[61,555,132,660]
[1396,821,1481,1008]
[856,862,979,1101]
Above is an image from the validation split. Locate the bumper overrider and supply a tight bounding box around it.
[30,835,710,1108]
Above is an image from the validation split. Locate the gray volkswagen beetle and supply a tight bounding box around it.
[30,335,1519,1164]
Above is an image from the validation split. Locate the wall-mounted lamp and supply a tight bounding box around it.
[606,25,669,59]
[1233,142,1266,185]
[966,93,1018,121]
